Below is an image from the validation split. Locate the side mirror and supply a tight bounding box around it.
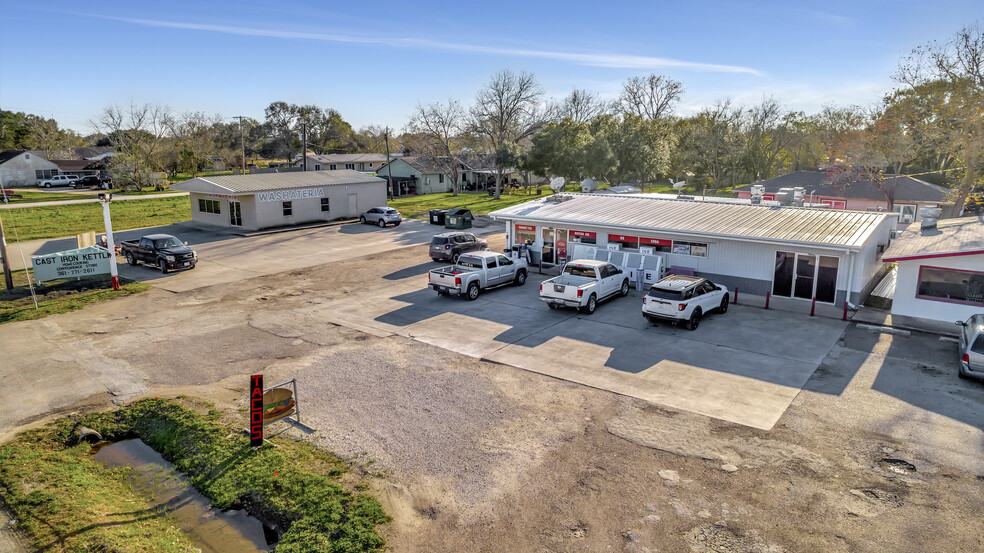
[956,320,966,326]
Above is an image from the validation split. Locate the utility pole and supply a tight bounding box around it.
[384,129,394,199]
[236,116,247,174]
[301,123,308,171]
[0,215,14,290]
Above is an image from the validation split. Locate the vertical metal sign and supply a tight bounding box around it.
[250,375,263,447]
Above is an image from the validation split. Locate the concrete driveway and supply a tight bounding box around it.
[313,270,848,430]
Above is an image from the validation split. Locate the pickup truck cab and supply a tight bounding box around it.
[429,251,528,300]
[38,174,80,188]
[642,275,729,330]
[120,234,197,274]
[539,259,629,314]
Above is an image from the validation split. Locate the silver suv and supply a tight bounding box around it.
[360,207,402,227]
[955,315,984,380]
[39,174,80,188]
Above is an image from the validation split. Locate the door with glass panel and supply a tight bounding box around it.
[229,200,242,227]
[774,252,838,302]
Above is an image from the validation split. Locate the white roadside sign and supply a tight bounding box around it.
[32,246,112,282]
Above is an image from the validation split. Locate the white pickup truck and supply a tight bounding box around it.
[539,259,630,314]
[428,251,528,300]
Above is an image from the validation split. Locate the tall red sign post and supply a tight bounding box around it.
[250,375,263,447]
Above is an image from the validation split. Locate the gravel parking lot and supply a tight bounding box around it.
[2,224,982,552]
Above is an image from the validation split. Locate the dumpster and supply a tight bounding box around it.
[429,209,448,225]
[444,208,474,229]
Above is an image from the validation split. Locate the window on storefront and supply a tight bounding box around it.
[515,224,536,246]
[198,199,221,214]
[321,198,330,212]
[608,234,639,250]
[774,251,839,302]
[672,241,707,257]
[569,230,597,245]
[917,266,984,306]
[639,237,672,253]
[283,201,293,216]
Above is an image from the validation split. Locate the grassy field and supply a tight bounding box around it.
[0,398,389,552]
[2,187,186,204]
[1,196,191,242]
[0,269,149,324]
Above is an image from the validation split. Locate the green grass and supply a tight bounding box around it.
[0,269,149,324]
[1,196,191,243]
[0,398,389,552]
[168,170,236,183]
[2,189,92,203]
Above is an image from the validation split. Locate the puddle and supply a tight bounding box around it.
[879,458,917,475]
[94,439,274,553]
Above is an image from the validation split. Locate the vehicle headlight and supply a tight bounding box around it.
[192,251,197,259]
[166,255,175,262]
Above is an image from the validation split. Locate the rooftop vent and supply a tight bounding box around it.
[750,184,765,204]
[920,206,942,230]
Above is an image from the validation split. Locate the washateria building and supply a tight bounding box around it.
[490,193,898,308]
[170,170,386,231]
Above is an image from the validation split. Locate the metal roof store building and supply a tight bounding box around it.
[490,193,898,307]
[171,170,386,231]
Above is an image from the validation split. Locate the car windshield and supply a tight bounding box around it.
[153,237,184,249]
[647,287,684,300]
[564,265,597,278]
[457,256,482,268]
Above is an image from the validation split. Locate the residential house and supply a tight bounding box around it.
[376,154,509,195]
[50,159,102,178]
[0,150,61,187]
[301,153,391,172]
[734,170,950,226]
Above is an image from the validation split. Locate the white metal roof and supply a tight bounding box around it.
[170,170,383,194]
[882,216,984,261]
[489,193,894,249]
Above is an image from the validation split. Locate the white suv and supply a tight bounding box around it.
[642,275,729,330]
[38,174,80,188]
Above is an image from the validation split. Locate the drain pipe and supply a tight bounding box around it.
[845,250,858,309]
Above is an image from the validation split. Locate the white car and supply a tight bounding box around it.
[360,207,402,227]
[642,275,729,330]
[38,174,80,188]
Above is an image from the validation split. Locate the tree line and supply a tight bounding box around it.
[1,23,979,208]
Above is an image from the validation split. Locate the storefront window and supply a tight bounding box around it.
[917,266,984,306]
[514,224,536,247]
[569,230,597,245]
[608,234,639,250]
[672,241,707,257]
[640,237,672,253]
[774,251,839,302]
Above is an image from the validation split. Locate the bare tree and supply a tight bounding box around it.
[555,89,609,123]
[896,22,983,88]
[472,70,545,199]
[93,102,174,163]
[743,97,800,180]
[617,74,684,120]
[406,99,469,196]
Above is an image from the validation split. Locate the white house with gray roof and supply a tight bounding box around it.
[170,170,386,231]
[491,193,899,307]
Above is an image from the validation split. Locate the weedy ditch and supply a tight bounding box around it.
[0,397,389,553]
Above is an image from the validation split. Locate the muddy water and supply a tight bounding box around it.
[93,439,273,553]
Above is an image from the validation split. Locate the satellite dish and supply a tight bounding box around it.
[549,177,566,191]
[671,180,687,190]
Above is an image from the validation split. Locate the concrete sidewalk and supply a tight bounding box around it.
[0,191,188,209]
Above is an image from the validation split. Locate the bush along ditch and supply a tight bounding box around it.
[0,397,390,553]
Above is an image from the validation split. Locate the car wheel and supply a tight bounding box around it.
[125,253,136,266]
[452,253,460,264]
[378,219,386,228]
[719,294,730,314]
[44,183,51,188]
[466,282,480,301]
[159,260,169,274]
[620,279,630,296]
[686,308,702,330]
[514,269,527,286]
[394,222,401,226]
[580,294,597,315]
[360,216,366,224]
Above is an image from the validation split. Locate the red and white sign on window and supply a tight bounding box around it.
[608,234,639,243]
[569,230,596,239]
[515,224,536,232]
[639,237,672,246]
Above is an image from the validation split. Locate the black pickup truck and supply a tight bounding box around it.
[120,234,197,273]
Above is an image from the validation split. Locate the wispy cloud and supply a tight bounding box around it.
[99,16,765,76]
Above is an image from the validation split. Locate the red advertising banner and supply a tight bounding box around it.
[569,230,596,238]
[608,234,639,243]
[515,224,536,232]
[639,237,672,246]
[250,375,263,447]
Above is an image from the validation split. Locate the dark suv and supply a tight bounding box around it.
[430,232,487,262]
[73,175,113,189]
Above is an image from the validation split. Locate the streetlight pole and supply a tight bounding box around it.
[99,193,120,291]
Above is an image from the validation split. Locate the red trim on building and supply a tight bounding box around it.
[515,224,536,232]
[569,230,596,238]
[883,249,984,263]
[639,237,672,246]
[608,233,639,243]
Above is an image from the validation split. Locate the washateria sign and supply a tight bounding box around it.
[255,188,325,202]
[32,246,111,282]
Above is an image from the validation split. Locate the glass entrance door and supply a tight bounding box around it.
[774,251,839,302]
[229,200,242,227]
[794,255,816,299]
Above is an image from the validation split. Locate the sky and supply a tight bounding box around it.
[0,0,980,135]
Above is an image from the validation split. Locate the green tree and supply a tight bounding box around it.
[524,119,592,184]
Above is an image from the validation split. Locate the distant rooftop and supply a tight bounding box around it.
[735,170,950,203]
[170,170,383,194]
[883,216,984,262]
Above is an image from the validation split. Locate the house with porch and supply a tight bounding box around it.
[376,154,509,195]
[301,153,390,172]
[734,170,950,226]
